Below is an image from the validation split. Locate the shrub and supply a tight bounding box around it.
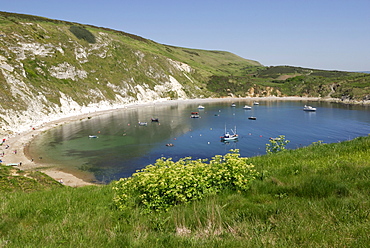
[113,150,259,213]
[69,25,96,43]
[266,135,290,154]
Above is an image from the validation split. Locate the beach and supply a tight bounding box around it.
[2,96,367,187]
[1,111,105,187]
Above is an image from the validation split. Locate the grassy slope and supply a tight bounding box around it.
[207,65,370,99]
[0,11,261,108]
[1,136,369,247]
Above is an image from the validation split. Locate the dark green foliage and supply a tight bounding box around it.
[182,49,200,56]
[206,75,253,94]
[69,25,96,43]
[257,65,312,78]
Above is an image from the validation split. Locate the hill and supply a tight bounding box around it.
[0,11,260,134]
[1,11,370,136]
[207,65,370,100]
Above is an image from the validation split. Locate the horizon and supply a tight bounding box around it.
[1,0,369,72]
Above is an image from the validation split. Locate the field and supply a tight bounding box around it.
[1,136,369,247]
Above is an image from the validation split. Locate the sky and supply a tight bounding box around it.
[1,0,370,71]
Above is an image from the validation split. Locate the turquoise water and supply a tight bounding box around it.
[28,100,370,183]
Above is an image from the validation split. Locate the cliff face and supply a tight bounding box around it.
[0,12,260,134]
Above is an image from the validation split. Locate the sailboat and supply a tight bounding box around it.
[220,126,238,142]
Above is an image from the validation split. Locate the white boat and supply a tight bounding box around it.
[89,135,98,138]
[198,105,205,109]
[231,103,236,107]
[138,122,148,126]
[303,105,316,111]
[243,105,252,110]
[220,126,238,142]
[253,101,259,105]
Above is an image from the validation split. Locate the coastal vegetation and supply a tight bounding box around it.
[1,136,369,247]
[113,151,258,213]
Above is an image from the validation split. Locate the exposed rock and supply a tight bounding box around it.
[49,62,87,80]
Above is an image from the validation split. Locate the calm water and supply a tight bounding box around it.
[28,100,370,183]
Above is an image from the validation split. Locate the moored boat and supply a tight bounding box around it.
[138,122,148,126]
[220,126,238,142]
[151,118,159,122]
[248,116,257,120]
[303,105,316,111]
[243,105,252,109]
[190,112,200,118]
[198,105,205,109]
[253,101,259,105]
[231,103,236,107]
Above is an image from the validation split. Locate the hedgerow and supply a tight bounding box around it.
[113,150,259,213]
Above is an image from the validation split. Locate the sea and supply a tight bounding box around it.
[27,99,370,183]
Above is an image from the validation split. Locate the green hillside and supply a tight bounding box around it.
[0,11,263,133]
[1,136,369,247]
[208,65,370,99]
[1,12,370,134]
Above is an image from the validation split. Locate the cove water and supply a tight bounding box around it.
[28,100,370,183]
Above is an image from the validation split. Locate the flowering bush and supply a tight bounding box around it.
[266,135,290,154]
[113,150,258,212]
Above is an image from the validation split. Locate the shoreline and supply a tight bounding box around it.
[1,96,369,187]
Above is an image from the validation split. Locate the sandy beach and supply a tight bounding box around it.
[1,96,367,187]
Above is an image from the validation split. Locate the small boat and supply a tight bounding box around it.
[231,103,236,107]
[253,101,259,105]
[243,105,252,110]
[165,143,174,147]
[220,126,238,142]
[89,135,98,138]
[138,122,148,126]
[190,112,200,118]
[198,105,205,109]
[248,117,257,120]
[303,105,316,111]
[151,118,159,122]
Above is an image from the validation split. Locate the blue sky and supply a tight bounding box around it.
[1,0,369,71]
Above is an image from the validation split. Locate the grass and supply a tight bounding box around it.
[1,136,370,247]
